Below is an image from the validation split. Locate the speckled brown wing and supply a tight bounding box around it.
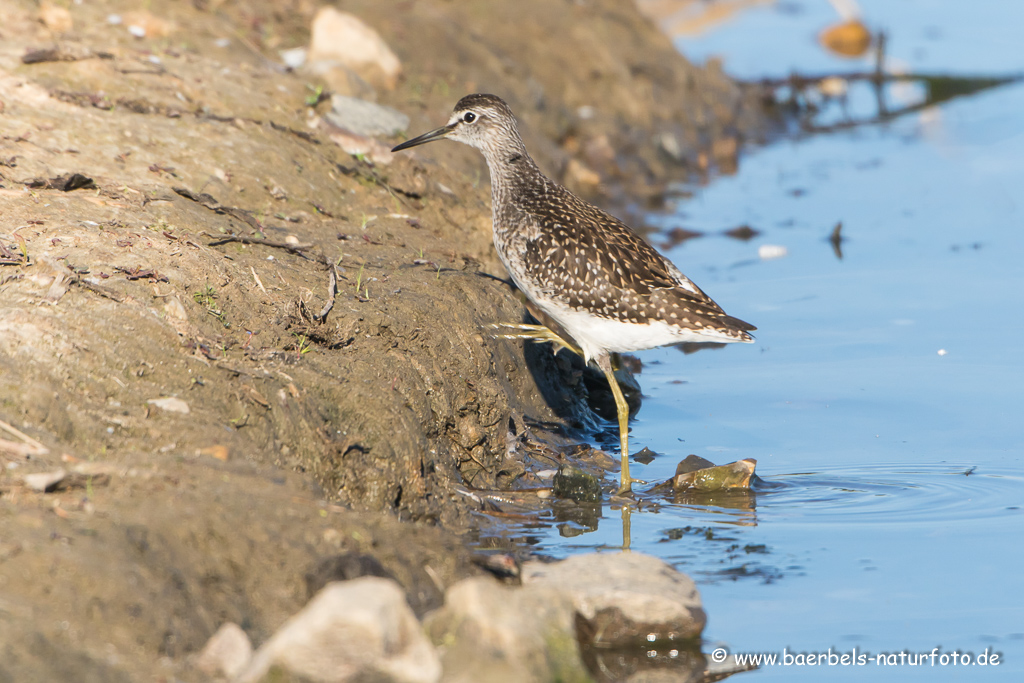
[519,183,755,334]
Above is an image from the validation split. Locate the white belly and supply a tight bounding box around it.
[540,300,749,363]
[493,232,747,362]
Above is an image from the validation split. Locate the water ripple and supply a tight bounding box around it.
[753,463,1023,525]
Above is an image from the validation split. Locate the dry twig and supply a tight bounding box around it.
[314,265,338,323]
[0,419,50,457]
[206,233,315,259]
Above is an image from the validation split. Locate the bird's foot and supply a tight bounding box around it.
[485,322,583,357]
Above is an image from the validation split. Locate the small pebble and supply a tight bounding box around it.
[147,397,190,414]
[279,47,307,69]
[24,469,67,493]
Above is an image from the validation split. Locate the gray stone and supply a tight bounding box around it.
[325,95,410,138]
[522,552,706,647]
[194,622,252,679]
[425,576,590,683]
[237,577,440,683]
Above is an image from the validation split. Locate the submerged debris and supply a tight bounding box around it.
[830,221,845,259]
[724,224,761,241]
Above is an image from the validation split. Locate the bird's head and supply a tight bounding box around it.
[392,94,522,157]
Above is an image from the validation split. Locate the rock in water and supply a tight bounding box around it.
[552,465,602,503]
[237,577,440,683]
[673,458,756,491]
[522,552,706,646]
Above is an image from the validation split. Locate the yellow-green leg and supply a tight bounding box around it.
[621,500,632,551]
[488,322,633,495]
[597,354,632,496]
[486,322,583,357]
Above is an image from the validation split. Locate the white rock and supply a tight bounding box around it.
[424,576,587,683]
[147,397,190,414]
[308,8,402,90]
[23,469,66,493]
[237,577,440,683]
[194,622,252,679]
[522,552,706,646]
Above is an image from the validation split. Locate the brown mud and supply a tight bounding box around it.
[0,1,770,679]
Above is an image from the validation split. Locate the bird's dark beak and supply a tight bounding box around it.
[391,123,454,152]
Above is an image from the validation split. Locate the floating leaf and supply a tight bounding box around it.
[819,20,872,58]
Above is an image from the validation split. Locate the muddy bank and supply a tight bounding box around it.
[0,0,768,679]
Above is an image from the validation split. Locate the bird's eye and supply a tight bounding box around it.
[463,112,477,123]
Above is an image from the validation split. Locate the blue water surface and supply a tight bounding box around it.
[529,1,1024,679]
